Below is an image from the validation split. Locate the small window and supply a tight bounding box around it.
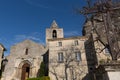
[53,30,57,39]
[74,40,79,46]
[58,42,62,46]
[75,52,81,61]
[58,52,64,62]
[105,48,110,54]
[25,48,28,55]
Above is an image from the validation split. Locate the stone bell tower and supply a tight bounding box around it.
[46,20,64,45]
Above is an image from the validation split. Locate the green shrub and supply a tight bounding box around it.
[27,76,50,80]
[38,62,45,77]
[99,59,105,64]
[40,76,50,80]
[27,78,40,80]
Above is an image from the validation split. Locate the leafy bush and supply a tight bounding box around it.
[27,78,40,80]
[27,62,49,80]
[27,76,50,80]
[40,76,50,80]
[39,62,45,77]
[99,59,105,64]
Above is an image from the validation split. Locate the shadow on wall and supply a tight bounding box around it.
[83,34,109,80]
[82,73,90,80]
[95,65,109,80]
[43,50,49,76]
[82,65,110,80]
[83,34,98,80]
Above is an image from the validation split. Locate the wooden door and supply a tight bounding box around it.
[21,63,30,80]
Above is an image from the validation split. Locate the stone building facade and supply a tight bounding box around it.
[0,20,112,80]
[1,40,46,80]
[48,37,89,80]
[46,21,89,80]
[83,13,120,80]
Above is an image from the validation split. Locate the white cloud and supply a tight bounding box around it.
[15,35,26,41]
[1,31,81,56]
[0,32,45,56]
[14,33,45,45]
[64,31,81,37]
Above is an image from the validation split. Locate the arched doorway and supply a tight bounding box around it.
[21,63,30,80]
[52,30,57,38]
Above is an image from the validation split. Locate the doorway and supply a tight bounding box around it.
[21,63,30,80]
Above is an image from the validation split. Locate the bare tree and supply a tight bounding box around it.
[49,45,87,80]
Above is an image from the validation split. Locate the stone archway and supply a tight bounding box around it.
[21,63,30,80]
[16,60,32,80]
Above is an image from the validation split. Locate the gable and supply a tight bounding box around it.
[10,40,46,57]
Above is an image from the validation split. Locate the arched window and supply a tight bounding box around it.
[25,48,28,55]
[52,30,57,38]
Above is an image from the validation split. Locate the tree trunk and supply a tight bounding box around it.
[65,66,68,80]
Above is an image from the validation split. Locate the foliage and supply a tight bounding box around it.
[38,62,45,77]
[27,76,50,80]
[99,59,105,64]
[27,62,49,80]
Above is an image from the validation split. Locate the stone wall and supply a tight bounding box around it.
[1,40,46,80]
[48,37,89,80]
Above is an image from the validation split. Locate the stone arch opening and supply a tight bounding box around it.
[52,30,57,38]
[17,60,32,80]
[21,63,30,80]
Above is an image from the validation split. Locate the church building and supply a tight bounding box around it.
[1,20,110,80]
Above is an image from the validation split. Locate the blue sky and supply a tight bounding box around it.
[0,0,87,56]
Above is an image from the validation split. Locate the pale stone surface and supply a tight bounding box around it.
[1,20,117,80]
[46,20,64,44]
[46,20,112,80]
[83,12,120,80]
[1,40,46,80]
[92,33,111,64]
[107,71,120,80]
[46,21,89,80]
[48,37,89,80]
